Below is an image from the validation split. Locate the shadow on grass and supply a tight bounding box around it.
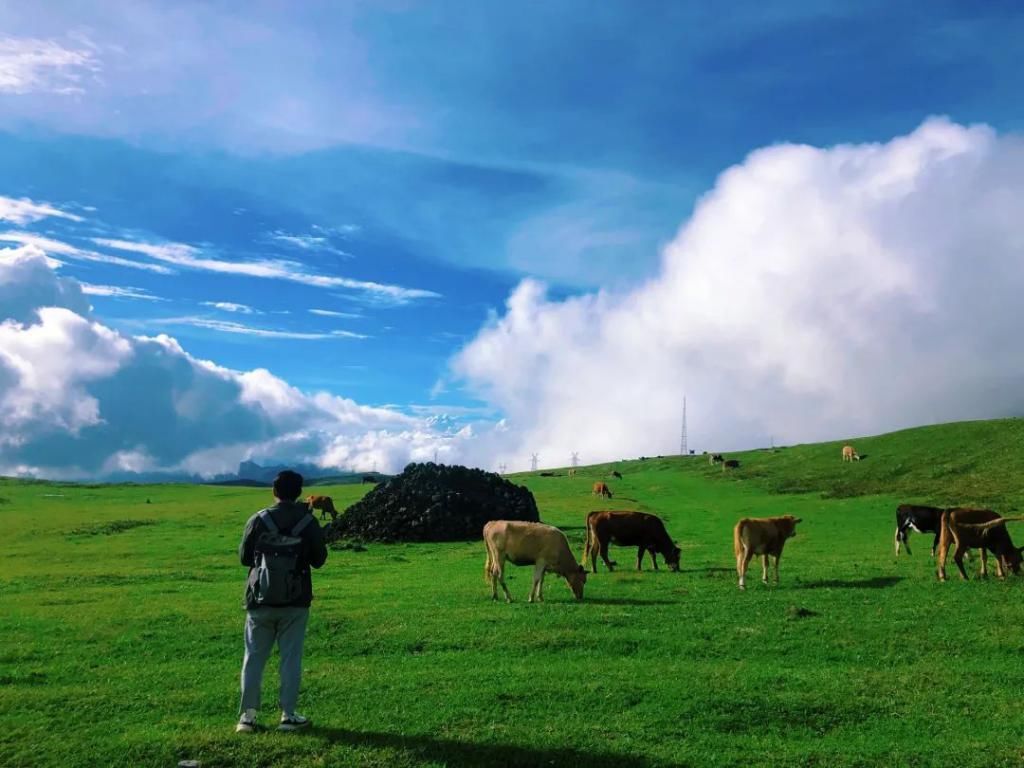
[308,727,660,767]
[677,567,734,574]
[795,576,903,589]
[584,597,676,606]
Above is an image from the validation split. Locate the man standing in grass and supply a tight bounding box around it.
[236,470,328,733]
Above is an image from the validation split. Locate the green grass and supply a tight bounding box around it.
[3,420,1024,767]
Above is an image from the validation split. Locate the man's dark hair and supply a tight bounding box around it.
[273,470,304,502]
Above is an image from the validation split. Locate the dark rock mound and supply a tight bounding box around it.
[327,462,539,542]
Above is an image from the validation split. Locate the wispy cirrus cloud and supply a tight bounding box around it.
[0,232,173,274]
[201,301,258,314]
[94,237,440,303]
[160,316,369,340]
[0,195,84,225]
[309,308,361,319]
[0,36,100,95]
[80,283,163,301]
[268,231,351,258]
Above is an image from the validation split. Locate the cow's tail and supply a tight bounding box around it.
[581,517,593,566]
[484,537,495,583]
[733,520,744,560]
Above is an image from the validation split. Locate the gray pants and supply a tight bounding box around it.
[239,606,309,715]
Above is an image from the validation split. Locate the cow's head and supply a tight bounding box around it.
[666,545,682,572]
[1000,545,1024,575]
[785,516,802,538]
[566,564,587,600]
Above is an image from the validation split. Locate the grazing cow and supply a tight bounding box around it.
[592,482,613,499]
[936,508,1024,581]
[539,471,556,477]
[709,453,724,465]
[581,510,681,573]
[733,515,801,589]
[894,504,946,556]
[483,520,586,602]
[611,470,623,480]
[722,459,740,471]
[842,445,860,462]
[306,494,338,522]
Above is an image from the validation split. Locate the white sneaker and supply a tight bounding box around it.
[235,708,258,733]
[278,712,311,731]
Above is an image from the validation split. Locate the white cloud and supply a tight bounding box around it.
[0,246,454,479]
[268,231,351,257]
[81,283,163,301]
[0,195,84,225]
[309,308,361,318]
[160,316,369,340]
[0,36,100,95]
[452,118,1024,470]
[0,232,174,274]
[201,301,258,314]
[94,237,439,303]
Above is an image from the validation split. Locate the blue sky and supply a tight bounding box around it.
[2,1,1024,476]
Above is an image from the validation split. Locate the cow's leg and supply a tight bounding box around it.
[773,555,781,584]
[496,560,513,603]
[994,551,1006,579]
[953,545,969,581]
[736,547,746,589]
[739,548,755,589]
[894,526,903,556]
[599,538,616,571]
[650,549,659,571]
[761,554,769,584]
[930,530,940,558]
[979,548,988,578]
[636,547,645,571]
[529,562,546,602]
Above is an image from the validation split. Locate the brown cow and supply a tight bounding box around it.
[592,482,613,498]
[483,520,586,602]
[936,508,1024,581]
[306,494,338,522]
[581,510,681,573]
[733,515,801,589]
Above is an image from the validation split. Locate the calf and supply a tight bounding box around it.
[733,515,801,589]
[592,482,613,498]
[483,520,586,602]
[306,494,338,522]
[842,445,860,462]
[582,510,681,573]
[936,508,1024,581]
[894,504,945,556]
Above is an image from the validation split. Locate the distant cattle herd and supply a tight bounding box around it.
[476,443,1024,601]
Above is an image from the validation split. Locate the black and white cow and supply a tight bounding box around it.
[895,504,945,556]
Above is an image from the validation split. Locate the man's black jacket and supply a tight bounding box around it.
[239,500,328,609]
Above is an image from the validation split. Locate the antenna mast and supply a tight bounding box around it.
[530,453,539,472]
[679,395,688,456]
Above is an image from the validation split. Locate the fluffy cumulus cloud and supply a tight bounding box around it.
[0,245,461,479]
[453,118,1024,469]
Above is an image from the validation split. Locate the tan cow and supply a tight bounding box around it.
[483,520,586,602]
[936,508,1024,581]
[592,482,613,498]
[733,515,801,589]
[842,445,860,462]
[568,468,577,478]
[306,494,338,522]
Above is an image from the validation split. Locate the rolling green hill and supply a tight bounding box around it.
[2,419,1024,767]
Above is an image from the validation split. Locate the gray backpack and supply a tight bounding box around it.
[253,509,315,606]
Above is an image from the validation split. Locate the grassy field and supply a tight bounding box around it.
[2,419,1024,767]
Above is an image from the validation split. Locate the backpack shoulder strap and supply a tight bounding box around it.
[258,509,279,535]
[291,513,315,536]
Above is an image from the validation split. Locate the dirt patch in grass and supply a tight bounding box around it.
[67,519,157,537]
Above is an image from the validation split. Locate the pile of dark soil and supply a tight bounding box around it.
[327,462,539,542]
